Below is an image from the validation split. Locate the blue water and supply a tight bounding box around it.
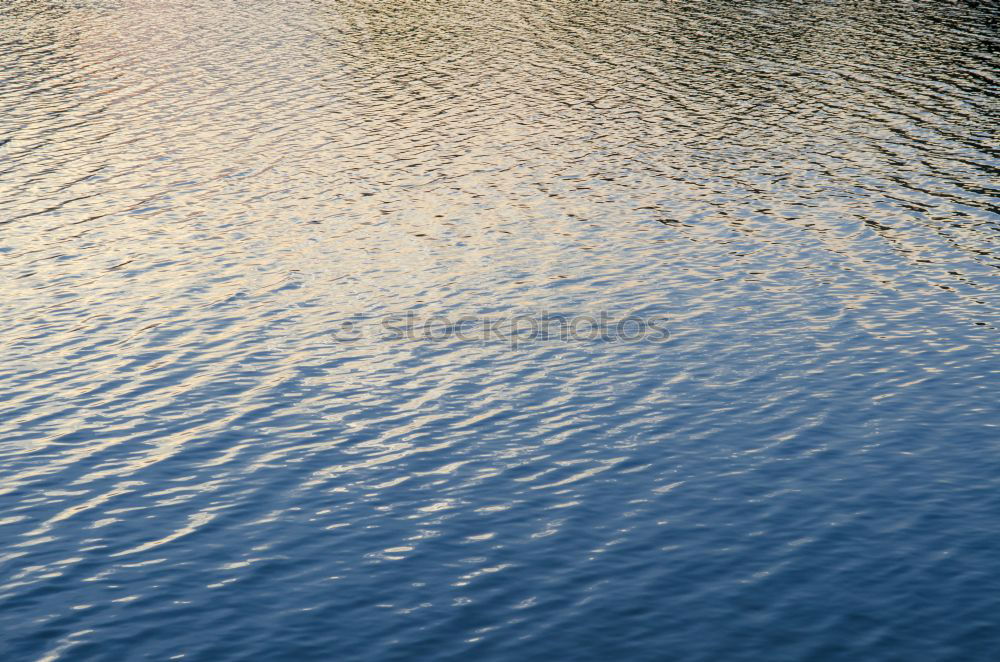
[1,0,998,659]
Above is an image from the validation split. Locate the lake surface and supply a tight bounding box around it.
[1,0,998,659]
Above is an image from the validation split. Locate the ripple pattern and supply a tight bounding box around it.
[1,1,999,660]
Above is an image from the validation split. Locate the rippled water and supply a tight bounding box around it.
[2,0,999,659]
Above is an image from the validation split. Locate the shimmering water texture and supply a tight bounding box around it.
[2,0,999,660]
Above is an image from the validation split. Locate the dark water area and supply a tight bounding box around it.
[1,0,999,659]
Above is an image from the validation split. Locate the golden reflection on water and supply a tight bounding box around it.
[0,2,998,656]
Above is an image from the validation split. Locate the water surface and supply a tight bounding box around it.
[1,0,999,660]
